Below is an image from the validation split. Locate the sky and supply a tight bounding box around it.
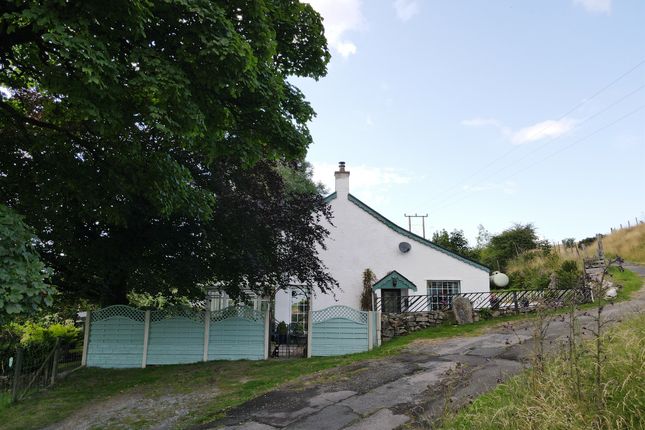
[294,0,645,245]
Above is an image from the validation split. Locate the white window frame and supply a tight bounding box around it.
[427,280,461,310]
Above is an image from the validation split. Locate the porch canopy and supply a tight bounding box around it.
[372,270,417,291]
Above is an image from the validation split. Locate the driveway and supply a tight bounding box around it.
[199,264,645,430]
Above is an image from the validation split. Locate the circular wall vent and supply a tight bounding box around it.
[398,242,411,253]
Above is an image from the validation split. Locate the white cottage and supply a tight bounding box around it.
[273,162,490,324]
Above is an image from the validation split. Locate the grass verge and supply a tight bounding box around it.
[609,266,642,301]
[439,312,645,430]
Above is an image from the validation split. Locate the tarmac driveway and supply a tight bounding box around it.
[199,264,645,430]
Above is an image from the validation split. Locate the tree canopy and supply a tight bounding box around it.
[0,1,334,307]
[478,223,547,272]
[0,205,54,322]
[431,229,473,259]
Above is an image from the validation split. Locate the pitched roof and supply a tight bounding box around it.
[325,192,490,273]
[372,270,418,291]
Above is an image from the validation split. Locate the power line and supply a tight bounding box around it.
[425,57,645,207]
[433,105,645,212]
[430,83,645,209]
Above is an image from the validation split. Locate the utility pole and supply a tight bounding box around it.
[404,213,429,238]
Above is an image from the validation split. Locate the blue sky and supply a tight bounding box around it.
[295,0,645,244]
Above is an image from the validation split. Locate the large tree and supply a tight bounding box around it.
[0,205,54,322]
[0,1,334,305]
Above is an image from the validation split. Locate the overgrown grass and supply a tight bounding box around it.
[557,223,645,264]
[439,313,645,430]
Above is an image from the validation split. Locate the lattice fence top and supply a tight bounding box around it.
[312,305,367,324]
[211,305,264,322]
[150,306,204,323]
[92,305,145,322]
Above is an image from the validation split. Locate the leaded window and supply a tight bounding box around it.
[427,280,461,310]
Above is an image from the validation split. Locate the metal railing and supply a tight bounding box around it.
[375,288,591,313]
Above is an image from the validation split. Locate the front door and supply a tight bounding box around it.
[381,289,401,313]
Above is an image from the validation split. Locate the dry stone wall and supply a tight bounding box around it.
[381,311,447,341]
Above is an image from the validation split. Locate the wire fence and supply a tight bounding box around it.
[1,338,83,404]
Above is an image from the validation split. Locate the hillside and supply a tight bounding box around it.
[558,223,645,265]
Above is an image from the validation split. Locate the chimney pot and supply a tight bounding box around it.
[334,161,350,197]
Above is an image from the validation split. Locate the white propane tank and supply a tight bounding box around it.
[490,271,510,288]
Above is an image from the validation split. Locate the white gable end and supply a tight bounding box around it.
[312,191,490,311]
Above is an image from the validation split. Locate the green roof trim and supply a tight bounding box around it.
[347,194,490,273]
[323,192,337,203]
[373,270,417,291]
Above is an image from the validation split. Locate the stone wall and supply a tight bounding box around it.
[381,311,449,342]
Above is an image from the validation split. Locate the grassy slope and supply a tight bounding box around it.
[439,313,645,430]
[440,269,644,430]
[558,223,645,264]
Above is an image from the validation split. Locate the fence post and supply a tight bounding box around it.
[203,308,210,362]
[81,310,91,366]
[307,310,313,358]
[367,311,374,351]
[376,311,382,347]
[264,307,270,360]
[141,310,151,369]
[11,347,23,403]
[512,292,519,314]
[50,339,61,386]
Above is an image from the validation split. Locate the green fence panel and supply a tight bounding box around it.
[311,306,369,357]
[86,305,266,367]
[87,306,145,368]
[147,313,204,365]
[208,307,265,360]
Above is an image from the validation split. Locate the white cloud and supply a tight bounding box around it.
[461,117,512,138]
[511,118,576,145]
[393,0,420,21]
[461,117,576,145]
[311,162,411,196]
[573,0,612,14]
[462,181,518,195]
[303,0,365,58]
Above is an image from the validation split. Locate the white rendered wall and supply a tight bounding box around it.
[310,195,490,311]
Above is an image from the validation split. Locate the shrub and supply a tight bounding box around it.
[1,320,81,352]
[477,308,493,320]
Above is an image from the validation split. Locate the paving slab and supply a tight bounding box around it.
[284,405,358,430]
[343,409,410,430]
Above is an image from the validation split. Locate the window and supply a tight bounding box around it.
[427,280,461,310]
[290,287,309,335]
[207,291,268,312]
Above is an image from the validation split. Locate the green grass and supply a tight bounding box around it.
[0,394,10,410]
[2,269,641,430]
[439,312,645,430]
[609,266,643,301]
